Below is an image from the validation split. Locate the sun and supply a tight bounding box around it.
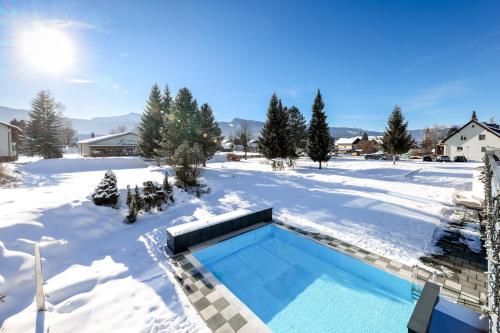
[20,26,74,75]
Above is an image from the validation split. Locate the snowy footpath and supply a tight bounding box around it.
[0,154,480,332]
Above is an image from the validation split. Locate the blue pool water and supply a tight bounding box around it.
[194,225,417,332]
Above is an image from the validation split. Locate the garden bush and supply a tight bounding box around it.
[92,170,119,206]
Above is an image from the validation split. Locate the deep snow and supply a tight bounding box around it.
[0,154,480,332]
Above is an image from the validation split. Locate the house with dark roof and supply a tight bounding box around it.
[0,121,22,161]
[77,132,139,157]
[438,113,500,161]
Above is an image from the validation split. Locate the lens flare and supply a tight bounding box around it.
[21,26,74,74]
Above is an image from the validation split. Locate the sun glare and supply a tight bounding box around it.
[21,26,74,75]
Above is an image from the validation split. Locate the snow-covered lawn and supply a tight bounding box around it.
[0,154,479,332]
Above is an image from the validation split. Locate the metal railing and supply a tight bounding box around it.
[484,150,500,332]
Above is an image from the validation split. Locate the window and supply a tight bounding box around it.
[460,135,467,140]
[457,147,463,151]
[472,124,475,128]
[481,147,486,152]
[479,134,486,140]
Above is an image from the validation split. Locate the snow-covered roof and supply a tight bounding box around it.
[77,131,138,144]
[336,136,382,145]
[336,137,360,145]
[0,121,22,132]
[442,119,500,143]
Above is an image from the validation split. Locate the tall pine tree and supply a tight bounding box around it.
[307,90,331,169]
[382,105,413,164]
[258,93,289,160]
[161,84,173,116]
[287,106,307,159]
[157,88,200,162]
[199,103,222,166]
[138,84,164,158]
[24,90,63,159]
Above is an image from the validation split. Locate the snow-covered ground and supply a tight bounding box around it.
[0,154,480,332]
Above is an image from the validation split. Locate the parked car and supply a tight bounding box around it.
[437,155,451,162]
[364,154,381,160]
[422,155,433,162]
[454,156,467,162]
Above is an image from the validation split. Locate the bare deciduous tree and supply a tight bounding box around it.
[237,121,252,160]
[110,125,128,134]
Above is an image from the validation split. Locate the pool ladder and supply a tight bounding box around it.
[411,265,438,300]
[410,265,422,300]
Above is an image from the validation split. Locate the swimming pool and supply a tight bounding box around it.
[194,224,417,333]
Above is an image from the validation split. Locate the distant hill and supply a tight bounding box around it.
[0,105,451,142]
[0,106,29,121]
[0,106,141,135]
[219,118,384,139]
[68,113,141,134]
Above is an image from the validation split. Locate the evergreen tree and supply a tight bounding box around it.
[199,103,222,166]
[92,170,119,206]
[307,90,331,169]
[126,185,141,223]
[24,90,63,159]
[161,84,173,115]
[382,105,413,164]
[471,110,478,121]
[258,94,289,160]
[163,172,174,203]
[126,185,132,207]
[157,88,200,162]
[142,181,157,212]
[133,185,143,212]
[287,106,307,155]
[171,141,205,188]
[155,182,167,210]
[138,84,164,158]
[282,106,296,166]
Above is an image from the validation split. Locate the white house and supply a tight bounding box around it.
[221,138,234,151]
[335,137,361,153]
[77,132,139,157]
[248,139,259,152]
[439,117,500,161]
[0,121,21,161]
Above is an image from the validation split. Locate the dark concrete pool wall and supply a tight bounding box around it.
[167,207,273,255]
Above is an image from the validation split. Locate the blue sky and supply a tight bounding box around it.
[0,0,499,130]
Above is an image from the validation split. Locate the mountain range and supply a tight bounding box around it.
[0,106,447,142]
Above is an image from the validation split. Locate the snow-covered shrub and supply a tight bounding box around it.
[92,170,119,206]
[142,181,164,212]
[125,185,143,223]
[163,172,174,204]
[125,177,175,223]
[172,141,204,188]
[133,185,143,212]
[126,185,132,207]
